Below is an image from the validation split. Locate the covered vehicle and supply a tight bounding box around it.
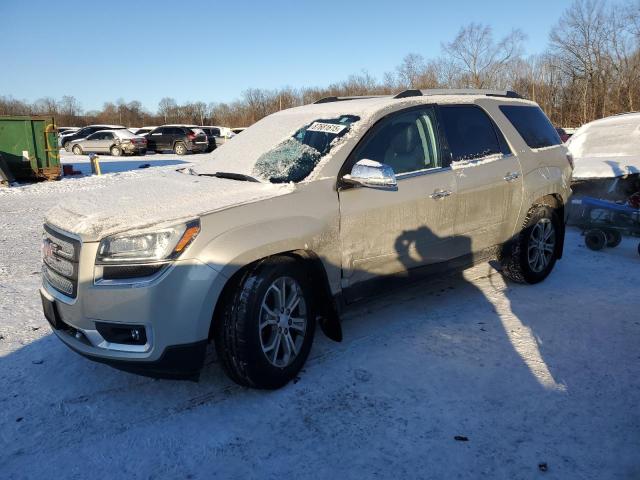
[567,113,640,207]
[68,129,147,156]
[568,113,640,180]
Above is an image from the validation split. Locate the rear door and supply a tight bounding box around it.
[98,132,115,153]
[439,104,523,251]
[338,105,461,299]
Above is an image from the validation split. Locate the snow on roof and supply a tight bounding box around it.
[195,94,533,180]
[568,112,640,179]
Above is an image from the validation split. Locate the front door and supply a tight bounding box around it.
[147,127,164,151]
[338,106,461,299]
[438,105,523,251]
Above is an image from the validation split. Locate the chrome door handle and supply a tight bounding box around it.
[430,189,452,199]
[504,172,520,182]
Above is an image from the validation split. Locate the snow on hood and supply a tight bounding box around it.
[194,103,377,180]
[568,113,640,179]
[45,170,293,241]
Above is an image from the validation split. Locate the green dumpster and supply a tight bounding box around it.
[0,115,61,182]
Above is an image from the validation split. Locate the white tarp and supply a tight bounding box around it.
[568,113,640,179]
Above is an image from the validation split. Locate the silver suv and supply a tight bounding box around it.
[40,90,572,388]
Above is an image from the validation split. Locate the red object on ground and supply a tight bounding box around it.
[62,165,74,176]
[628,192,640,209]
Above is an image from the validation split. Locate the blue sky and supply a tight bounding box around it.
[0,0,574,112]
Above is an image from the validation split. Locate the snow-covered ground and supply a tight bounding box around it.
[1,169,639,479]
[57,148,207,175]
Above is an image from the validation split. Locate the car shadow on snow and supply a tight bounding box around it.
[2,228,638,477]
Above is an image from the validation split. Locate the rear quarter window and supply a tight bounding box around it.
[439,105,506,161]
[499,105,561,149]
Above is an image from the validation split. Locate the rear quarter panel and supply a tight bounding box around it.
[479,98,572,228]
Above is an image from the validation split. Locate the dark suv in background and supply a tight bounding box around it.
[200,127,219,152]
[146,126,208,155]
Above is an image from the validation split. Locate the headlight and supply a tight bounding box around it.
[96,220,200,265]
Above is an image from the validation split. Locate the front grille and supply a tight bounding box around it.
[42,225,80,298]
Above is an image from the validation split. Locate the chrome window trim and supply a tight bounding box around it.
[395,166,452,181]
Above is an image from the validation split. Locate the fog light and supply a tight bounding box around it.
[95,322,147,346]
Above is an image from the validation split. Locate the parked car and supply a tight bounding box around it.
[556,127,572,143]
[68,129,147,156]
[199,127,219,152]
[57,127,80,135]
[61,125,126,149]
[40,89,571,388]
[132,126,157,137]
[145,125,208,154]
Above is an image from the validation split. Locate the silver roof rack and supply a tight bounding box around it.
[313,95,388,104]
[313,89,522,104]
[394,89,522,99]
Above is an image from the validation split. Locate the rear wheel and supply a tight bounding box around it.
[71,145,83,155]
[585,229,607,251]
[214,256,315,389]
[110,146,122,157]
[501,204,560,284]
[174,142,187,155]
[604,229,622,248]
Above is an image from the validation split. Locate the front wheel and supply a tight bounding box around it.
[72,145,83,155]
[500,204,560,284]
[214,256,315,389]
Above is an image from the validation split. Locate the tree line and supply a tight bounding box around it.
[1,0,638,129]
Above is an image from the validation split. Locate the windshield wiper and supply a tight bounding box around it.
[198,171,260,182]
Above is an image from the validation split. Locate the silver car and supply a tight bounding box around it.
[41,89,572,388]
[69,129,147,156]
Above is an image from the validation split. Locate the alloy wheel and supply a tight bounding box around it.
[527,218,556,273]
[259,276,307,368]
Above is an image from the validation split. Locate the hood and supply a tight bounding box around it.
[45,170,294,241]
[571,155,640,180]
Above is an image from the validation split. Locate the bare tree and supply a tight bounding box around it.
[442,23,526,88]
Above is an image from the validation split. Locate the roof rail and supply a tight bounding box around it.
[393,89,522,99]
[313,95,388,104]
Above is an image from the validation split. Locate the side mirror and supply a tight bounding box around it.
[342,159,397,190]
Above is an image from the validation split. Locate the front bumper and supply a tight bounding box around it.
[41,241,228,378]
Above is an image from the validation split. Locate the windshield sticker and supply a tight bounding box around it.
[306,122,347,134]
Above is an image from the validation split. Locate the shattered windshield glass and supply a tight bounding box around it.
[252,115,360,183]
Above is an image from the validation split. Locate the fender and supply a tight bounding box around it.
[196,215,343,342]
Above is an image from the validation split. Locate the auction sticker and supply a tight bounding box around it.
[307,122,347,134]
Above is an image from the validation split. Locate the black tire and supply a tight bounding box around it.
[585,229,607,251]
[110,145,122,157]
[604,229,622,248]
[214,256,316,389]
[138,149,147,156]
[174,142,187,155]
[500,204,561,284]
[71,145,83,155]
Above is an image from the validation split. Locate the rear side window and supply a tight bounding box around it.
[439,105,502,161]
[499,105,561,149]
